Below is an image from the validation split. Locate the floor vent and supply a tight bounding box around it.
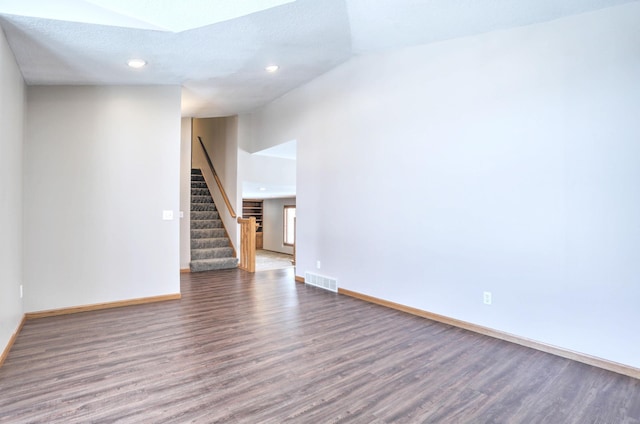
[304,272,338,292]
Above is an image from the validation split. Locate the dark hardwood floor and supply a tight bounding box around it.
[1,268,639,423]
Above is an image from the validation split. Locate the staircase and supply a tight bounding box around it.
[190,169,238,272]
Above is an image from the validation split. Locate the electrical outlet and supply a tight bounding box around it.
[162,210,174,220]
[483,291,492,305]
[316,260,321,269]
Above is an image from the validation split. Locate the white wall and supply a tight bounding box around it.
[245,3,640,368]
[180,118,192,269]
[191,117,240,250]
[0,28,25,355]
[24,86,182,312]
[237,115,253,218]
[238,150,296,190]
[237,114,296,199]
[263,198,296,254]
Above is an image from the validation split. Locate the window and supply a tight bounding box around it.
[284,205,296,246]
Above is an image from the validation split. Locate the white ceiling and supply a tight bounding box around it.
[243,181,296,200]
[0,0,637,117]
[254,140,297,161]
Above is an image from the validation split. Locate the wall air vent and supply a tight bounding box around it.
[304,272,338,292]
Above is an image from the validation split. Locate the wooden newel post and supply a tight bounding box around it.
[237,216,256,273]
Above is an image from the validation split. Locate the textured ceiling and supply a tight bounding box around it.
[0,0,637,117]
[0,0,297,31]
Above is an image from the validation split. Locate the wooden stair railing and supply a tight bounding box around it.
[198,137,236,218]
[198,136,256,273]
[237,217,256,272]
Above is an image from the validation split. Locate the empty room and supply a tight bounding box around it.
[1,1,639,422]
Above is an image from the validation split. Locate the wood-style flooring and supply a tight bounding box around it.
[1,268,639,423]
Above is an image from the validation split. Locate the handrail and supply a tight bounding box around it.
[198,136,237,218]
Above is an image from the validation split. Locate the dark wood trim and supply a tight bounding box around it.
[242,199,263,239]
[0,314,26,368]
[295,275,305,283]
[338,288,640,380]
[25,294,182,320]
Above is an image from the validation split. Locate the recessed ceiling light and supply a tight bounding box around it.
[127,59,147,69]
[265,65,279,73]
[259,187,267,191]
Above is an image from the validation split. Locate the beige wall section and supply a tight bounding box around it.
[24,85,182,313]
[191,117,240,251]
[263,198,296,255]
[180,118,192,269]
[0,28,25,355]
[193,118,233,183]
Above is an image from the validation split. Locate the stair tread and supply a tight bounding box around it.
[191,237,228,242]
[191,241,229,249]
[191,229,225,233]
[192,227,223,234]
[191,246,235,260]
[192,234,224,239]
[191,258,236,262]
[191,205,217,211]
[190,257,238,272]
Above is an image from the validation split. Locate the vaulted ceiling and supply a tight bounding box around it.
[0,0,636,117]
